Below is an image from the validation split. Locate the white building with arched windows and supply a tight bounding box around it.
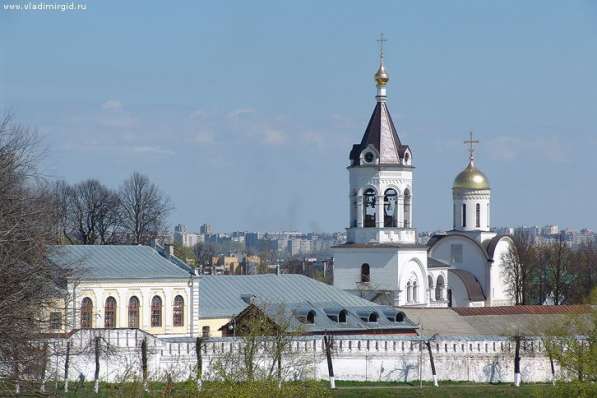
[332,53,514,309]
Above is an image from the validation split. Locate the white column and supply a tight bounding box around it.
[376,195,385,228]
[356,195,364,228]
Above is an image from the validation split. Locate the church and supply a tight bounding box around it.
[332,46,514,309]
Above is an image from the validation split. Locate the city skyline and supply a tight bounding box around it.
[1,1,596,232]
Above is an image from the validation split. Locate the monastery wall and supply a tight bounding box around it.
[42,329,559,384]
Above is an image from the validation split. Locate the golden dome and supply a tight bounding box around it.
[374,63,389,86]
[453,161,490,190]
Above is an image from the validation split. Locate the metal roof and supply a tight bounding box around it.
[349,101,408,166]
[49,245,193,280]
[448,269,486,301]
[199,274,417,332]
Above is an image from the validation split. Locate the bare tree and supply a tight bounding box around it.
[0,115,68,388]
[546,233,572,305]
[54,179,121,244]
[501,231,536,305]
[118,172,172,245]
[193,242,217,274]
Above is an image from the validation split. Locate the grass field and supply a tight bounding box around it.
[1,380,595,398]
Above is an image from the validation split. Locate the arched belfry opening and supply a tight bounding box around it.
[384,188,398,227]
[363,188,376,228]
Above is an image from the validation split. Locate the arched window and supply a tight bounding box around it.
[128,296,140,328]
[462,203,467,227]
[384,189,398,227]
[104,296,116,328]
[173,295,184,327]
[476,203,481,228]
[413,281,418,302]
[435,275,445,301]
[363,188,376,227]
[307,310,316,324]
[404,152,410,164]
[403,189,411,228]
[151,296,162,327]
[80,298,93,329]
[338,309,347,323]
[406,282,412,303]
[202,326,210,338]
[360,263,370,283]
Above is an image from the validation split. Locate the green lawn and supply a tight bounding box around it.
[333,384,551,398]
[2,380,595,398]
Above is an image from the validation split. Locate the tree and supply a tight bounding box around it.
[54,179,121,244]
[544,288,597,382]
[501,231,537,305]
[193,242,217,273]
[545,233,572,305]
[0,115,67,383]
[568,242,597,304]
[118,172,172,245]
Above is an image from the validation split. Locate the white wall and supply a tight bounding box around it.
[69,279,195,337]
[45,330,562,384]
[429,236,489,294]
[333,248,399,292]
[488,238,515,306]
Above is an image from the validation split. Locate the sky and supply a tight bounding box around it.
[1,1,596,233]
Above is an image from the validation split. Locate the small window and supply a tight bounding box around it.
[451,244,463,264]
[80,298,93,329]
[50,312,62,330]
[151,296,162,327]
[128,296,140,328]
[173,295,184,327]
[306,310,315,324]
[462,203,467,227]
[360,263,370,283]
[338,309,347,323]
[104,296,116,328]
[202,326,210,338]
[368,312,378,323]
[476,203,481,228]
[364,152,374,163]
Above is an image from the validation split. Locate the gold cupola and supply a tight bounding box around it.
[453,132,490,190]
[453,160,491,190]
[375,63,389,86]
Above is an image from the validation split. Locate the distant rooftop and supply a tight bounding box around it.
[199,274,417,333]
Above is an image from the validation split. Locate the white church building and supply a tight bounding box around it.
[332,50,514,309]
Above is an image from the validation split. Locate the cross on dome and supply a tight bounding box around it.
[377,32,387,63]
[464,131,479,163]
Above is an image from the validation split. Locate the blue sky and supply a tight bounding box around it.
[1,1,596,233]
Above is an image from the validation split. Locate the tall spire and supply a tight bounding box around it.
[374,33,389,101]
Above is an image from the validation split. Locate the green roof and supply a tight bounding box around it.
[49,245,192,280]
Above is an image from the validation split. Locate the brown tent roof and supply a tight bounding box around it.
[349,101,408,166]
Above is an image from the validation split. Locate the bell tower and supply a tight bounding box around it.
[346,34,416,245]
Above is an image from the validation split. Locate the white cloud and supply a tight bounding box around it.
[263,129,287,145]
[227,108,256,119]
[189,109,207,120]
[193,129,215,144]
[131,146,175,156]
[302,131,324,148]
[101,99,123,111]
[487,135,567,163]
